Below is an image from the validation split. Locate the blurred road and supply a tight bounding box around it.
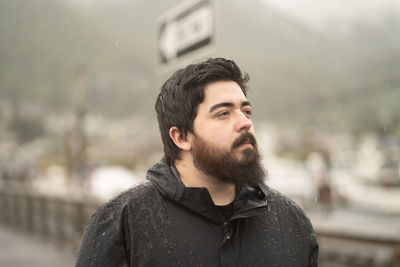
[0,225,76,267]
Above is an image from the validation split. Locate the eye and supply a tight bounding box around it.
[243,108,252,117]
[216,111,229,118]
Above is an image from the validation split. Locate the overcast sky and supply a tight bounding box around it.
[262,0,400,28]
[70,0,400,27]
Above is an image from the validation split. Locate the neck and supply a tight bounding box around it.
[174,157,236,206]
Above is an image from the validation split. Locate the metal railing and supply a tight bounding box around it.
[0,188,100,251]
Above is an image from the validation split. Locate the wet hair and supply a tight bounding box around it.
[155,58,250,165]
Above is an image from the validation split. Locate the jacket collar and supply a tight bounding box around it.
[147,160,269,225]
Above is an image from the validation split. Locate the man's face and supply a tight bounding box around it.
[192,81,255,159]
[189,81,265,186]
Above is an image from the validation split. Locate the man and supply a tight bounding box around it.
[75,58,319,266]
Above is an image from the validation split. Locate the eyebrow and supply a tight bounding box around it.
[209,101,252,113]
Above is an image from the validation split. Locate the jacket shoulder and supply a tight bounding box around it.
[262,183,312,224]
[76,181,159,267]
[93,180,159,220]
[263,184,319,263]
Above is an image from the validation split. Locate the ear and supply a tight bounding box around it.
[169,126,192,151]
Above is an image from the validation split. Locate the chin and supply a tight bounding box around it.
[235,149,255,162]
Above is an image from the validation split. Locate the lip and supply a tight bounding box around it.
[238,142,253,149]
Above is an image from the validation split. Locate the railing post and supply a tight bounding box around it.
[0,191,5,223]
[25,193,34,232]
[393,245,400,267]
[40,196,49,237]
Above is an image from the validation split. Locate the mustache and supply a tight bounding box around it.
[232,132,257,149]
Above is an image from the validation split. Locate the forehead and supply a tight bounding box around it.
[201,81,247,107]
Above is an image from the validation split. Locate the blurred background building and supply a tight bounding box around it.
[0,0,399,266]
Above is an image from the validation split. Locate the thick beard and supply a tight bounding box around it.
[191,132,266,187]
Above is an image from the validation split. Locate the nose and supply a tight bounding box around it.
[235,111,252,132]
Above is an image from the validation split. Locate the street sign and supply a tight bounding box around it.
[157,0,215,66]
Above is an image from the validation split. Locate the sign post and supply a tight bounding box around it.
[157,0,216,67]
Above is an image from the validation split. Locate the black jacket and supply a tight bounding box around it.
[76,160,318,267]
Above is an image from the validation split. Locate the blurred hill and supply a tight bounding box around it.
[0,0,399,144]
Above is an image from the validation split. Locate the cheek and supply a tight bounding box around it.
[209,133,234,150]
[195,122,236,148]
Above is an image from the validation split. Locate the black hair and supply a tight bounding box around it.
[155,58,249,165]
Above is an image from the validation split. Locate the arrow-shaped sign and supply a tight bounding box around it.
[158,0,215,65]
